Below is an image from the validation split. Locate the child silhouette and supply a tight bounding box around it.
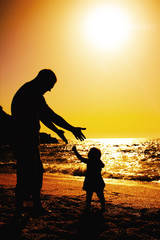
[72,146,105,212]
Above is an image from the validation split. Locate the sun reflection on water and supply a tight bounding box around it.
[39,138,160,182]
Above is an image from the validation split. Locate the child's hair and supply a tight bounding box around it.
[88,147,101,160]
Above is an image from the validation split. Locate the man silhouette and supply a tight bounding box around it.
[11,69,86,217]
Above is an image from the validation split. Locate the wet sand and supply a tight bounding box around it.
[0,173,160,239]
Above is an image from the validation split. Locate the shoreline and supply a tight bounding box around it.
[0,173,160,239]
[0,172,160,209]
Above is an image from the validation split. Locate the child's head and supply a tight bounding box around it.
[88,147,101,160]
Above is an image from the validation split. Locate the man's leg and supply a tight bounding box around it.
[14,147,27,217]
[15,183,24,217]
[31,147,49,215]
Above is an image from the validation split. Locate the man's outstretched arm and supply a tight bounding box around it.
[40,103,86,141]
[40,117,68,143]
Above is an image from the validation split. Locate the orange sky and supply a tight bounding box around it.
[1,0,160,139]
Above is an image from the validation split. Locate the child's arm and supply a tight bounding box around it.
[72,146,88,163]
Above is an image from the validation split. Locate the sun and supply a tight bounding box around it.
[84,5,131,50]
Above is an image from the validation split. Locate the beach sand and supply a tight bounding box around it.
[0,173,160,239]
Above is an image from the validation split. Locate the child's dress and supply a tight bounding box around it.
[83,159,105,192]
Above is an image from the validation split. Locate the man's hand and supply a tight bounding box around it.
[71,127,86,141]
[57,130,68,144]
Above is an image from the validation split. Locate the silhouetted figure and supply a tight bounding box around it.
[72,146,105,212]
[11,69,86,218]
[0,106,13,145]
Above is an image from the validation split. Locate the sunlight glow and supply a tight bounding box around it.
[84,5,131,50]
[89,138,138,145]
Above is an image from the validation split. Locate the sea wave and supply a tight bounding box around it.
[42,163,160,182]
[0,138,160,182]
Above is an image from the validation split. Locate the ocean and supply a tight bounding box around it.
[0,138,160,183]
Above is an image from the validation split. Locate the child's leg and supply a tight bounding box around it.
[86,191,93,210]
[96,190,105,211]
